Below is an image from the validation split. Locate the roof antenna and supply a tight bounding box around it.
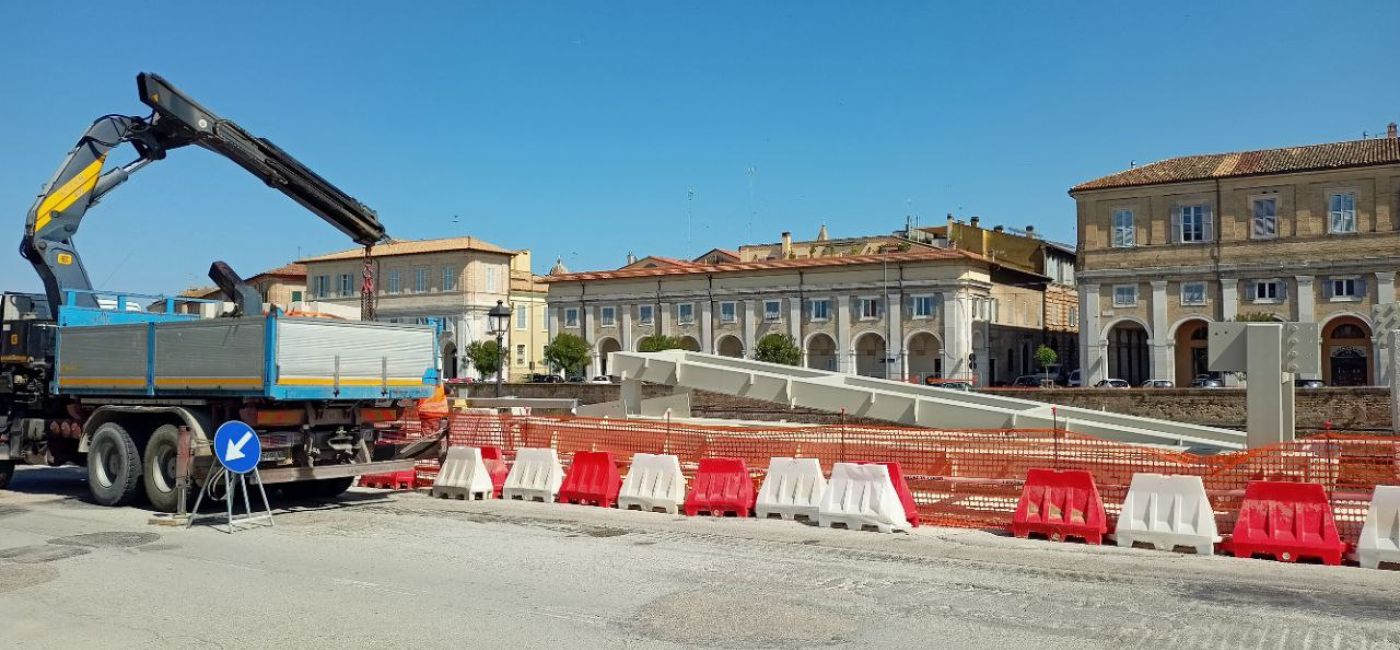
[1129,160,1137,168]
[687,188,694,248]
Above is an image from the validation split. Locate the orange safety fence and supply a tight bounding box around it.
[419,412,1400,544]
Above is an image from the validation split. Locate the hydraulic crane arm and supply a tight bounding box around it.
[22,73,386,318]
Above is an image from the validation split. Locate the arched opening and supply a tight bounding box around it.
[716,335,744,358]
[905,331,942,382]
[441,342,458,380]
[854,332,887,378]
[1106,320,1149,386]
[1173,319,1210,386]
[1323,316,1372,386]
[806,333,837,371]
[678,335,702,352]
[596,337,621,377]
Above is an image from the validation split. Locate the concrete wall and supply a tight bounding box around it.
[467,383,1392,432]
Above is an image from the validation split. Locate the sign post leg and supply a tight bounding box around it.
[225,471,235,534]
[252,468,274,528]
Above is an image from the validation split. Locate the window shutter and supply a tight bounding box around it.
[1202,206,1214,242]
[1280,279,1288,301]
[1323,278,1333,299]
[1170,209,1181,244]
[1358,276,1368,298]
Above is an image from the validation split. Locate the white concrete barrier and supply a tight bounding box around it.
[617,453,687,514]
[756,457,827,521]
[1114,473,1219,555]
[502,447,565,503]
[1358,485,1400,570]
[817,463,908,533]
[432,446,494,500]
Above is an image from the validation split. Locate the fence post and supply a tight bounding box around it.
[1052,407,1061,470]
[839,408,847,462]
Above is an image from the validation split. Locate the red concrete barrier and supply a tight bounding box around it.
[358,470,416,490]
[557,451,623,507]
[480,446,510,498]
[1012,468,1107,544]
[1229,481,1346,565]
[862,461,920,527]
[685,458,755,517]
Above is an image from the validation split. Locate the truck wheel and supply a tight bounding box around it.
[87,422,142,506]
[142,425,182,513]
[0,460,13,489]
[285,477,355,500]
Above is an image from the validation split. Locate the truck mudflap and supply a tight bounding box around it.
[256,459,416,485]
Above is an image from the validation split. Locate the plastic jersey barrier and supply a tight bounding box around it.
[1012,468,1108,544]
[684,457,755,517]
[502,447,565,503]
[1114,473,1219,555]
[756,457,827,521]
[618,453,687,514]
[1357,485,1400,570]
[861,461,920,527]
[557,450,623,507]
[1231,480,1346,565]
[817,462,909,533]
[480,445,509,498]
[359,470,415,490]
[432,447,494,500]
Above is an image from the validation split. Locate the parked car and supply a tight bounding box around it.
[1094,378,1130,388]
[1140,379,1174,388]
[1067,369,1082,388]
[1294,378,1326,389]
[1191,376,1224,388]
[529,373,563,383]
[566,375,586,383]
[1012,375,1048,387]
[932,380,973,391]
[589,375,615,384]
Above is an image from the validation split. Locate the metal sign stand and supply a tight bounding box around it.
[186,421,275,533]
[185,467,275,534]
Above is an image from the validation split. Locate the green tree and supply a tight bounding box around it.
[1033,344,1058,374]
[637,334,689,352]
[543,332,592,377]
[1234,311,1280,322]
[754,333,802,366]
[464,340,503,379]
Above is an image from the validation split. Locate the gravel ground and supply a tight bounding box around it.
[2,466,1399,649]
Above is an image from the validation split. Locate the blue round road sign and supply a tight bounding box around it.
[213,421,261,474]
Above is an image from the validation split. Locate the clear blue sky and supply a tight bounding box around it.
[1,1,1396,294]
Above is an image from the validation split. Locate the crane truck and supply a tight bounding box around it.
[0,73,439,511]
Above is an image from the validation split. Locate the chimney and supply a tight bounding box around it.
[780,231,792,258]
[626,251,637,265]
[993,225,1004,232]
[1025,225,1035,233]
[1389,122,1398,139]
[970,216,981,228]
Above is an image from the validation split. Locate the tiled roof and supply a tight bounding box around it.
[252,262,307,279]
[543,248,988,282]
[1072,136,1400,192]
[300,236,513,262]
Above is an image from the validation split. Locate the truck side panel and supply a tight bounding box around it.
[154,319,265,390]
[56,324,148,392]
[273,319,436,400]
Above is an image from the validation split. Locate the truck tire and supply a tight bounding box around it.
[0,460,13,490]
[87,422,143,506]
[142,425,182,513]
[285,477,356,500]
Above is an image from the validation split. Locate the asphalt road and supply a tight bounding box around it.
[2,465,1399,649]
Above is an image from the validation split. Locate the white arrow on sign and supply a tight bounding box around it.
[225,431,254,462]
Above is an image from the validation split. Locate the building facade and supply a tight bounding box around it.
[544,245,1062,386]
[300,237,549,381]
[1072,128,1400,387]
[167,262,307,316]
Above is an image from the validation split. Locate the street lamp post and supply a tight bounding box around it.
[487,300,512,397]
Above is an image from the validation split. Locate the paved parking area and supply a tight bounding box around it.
[2,466,1399,648]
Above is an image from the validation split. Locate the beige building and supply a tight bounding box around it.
[544,225,1070,386]
[1072,126,1400,386]
[300,237,549,380]
[166,262,307,316]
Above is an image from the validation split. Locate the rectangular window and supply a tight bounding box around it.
[1069,307,1079,328]
[809,298,830,321]
[912,295,936,318]
[638,304,654,325]
[719,301,737,323]
[600,306,616,326]
[1176,204,1209,243]
[1329,276,1361,300]
[677,303,694,324]
[1329,192,1357,234]
[442,267,458,291]
[313,275,329,298]
[290,290,303,303]
[515,305,528,329]
[485,266,499,292]
[763,300,782,322]
[1112,284,1137,307]
[1251,197,1277,240]
[859,297,881,319]
[1111,209,1135,248]
[1253,279,1281,302]
[564,307,579,328]
[386,270,401,294]
[338,273,353,297]
[1180,282,1207,306]
[516,344,526,365]
[414,268,428,293]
